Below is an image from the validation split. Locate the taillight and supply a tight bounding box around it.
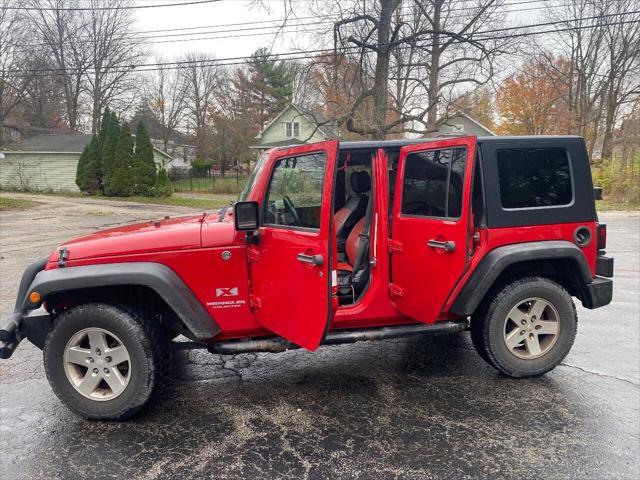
[597,224,607,250]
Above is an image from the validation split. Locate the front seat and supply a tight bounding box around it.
[334,171,370,249]
[337,216,371,303]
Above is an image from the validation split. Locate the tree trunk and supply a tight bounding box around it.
[426,1,443,133]
[371,0,397,140]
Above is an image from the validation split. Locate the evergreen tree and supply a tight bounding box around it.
[75,143,89,191]
[153,164,173,197]
[235,48,294,130]
[101,111,120,182]
[131,122,157,196]
[106,123,134,196]
[81,137,101,194]
[97,107,111,152]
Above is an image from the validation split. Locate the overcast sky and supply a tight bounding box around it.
[134,1,311,60]
[133,0,543,62]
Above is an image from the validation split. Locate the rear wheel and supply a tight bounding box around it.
[471,276,577,378]
[44,303,167,419]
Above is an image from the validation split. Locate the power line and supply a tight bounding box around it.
[12,0,614,49]
[1,0,225,11]
[11,17,639,77]
[12,10,637,74]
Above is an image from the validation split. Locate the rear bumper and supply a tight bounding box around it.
[581,276,613,309]
[596,254,614,277]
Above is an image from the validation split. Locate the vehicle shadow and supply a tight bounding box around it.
[18,332,589,480]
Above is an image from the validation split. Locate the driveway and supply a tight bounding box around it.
[1,194,638,479]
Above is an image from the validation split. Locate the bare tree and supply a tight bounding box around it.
[540,0,640,158]
[181,53,223,158]
[25,0,89,131]
[313,0,509,139]
[599,0,640,159]
[84,0,143,133]
[144,58,189,152]
[0,1,32,145]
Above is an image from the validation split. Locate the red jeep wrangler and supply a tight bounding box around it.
[0,136,613,419]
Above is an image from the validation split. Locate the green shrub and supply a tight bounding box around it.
[191,158,215,176]
[105,123,134,197]
[153,165,173,197]
[81,137,101,194]
[592,153,640,208]
[101,111,120,181]
[131,122,156,196]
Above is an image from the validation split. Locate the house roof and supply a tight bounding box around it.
[2,133,173,159]
[438,111,496,136]
[256,104,338,141]
[3,133,92,153]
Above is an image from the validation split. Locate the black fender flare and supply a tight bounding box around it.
[23,262,220,340]
[450,240,593,316]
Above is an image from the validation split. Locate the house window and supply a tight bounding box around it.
[285,122,300,138]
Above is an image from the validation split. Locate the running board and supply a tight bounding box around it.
[204,321,468,355]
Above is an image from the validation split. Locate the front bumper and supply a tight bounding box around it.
[0,258,49,359]
[581,276,613,309]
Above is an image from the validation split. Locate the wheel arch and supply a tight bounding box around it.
[451,241,593,317]
[23,262,220,341]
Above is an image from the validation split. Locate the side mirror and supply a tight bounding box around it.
[593,187,603,200]
[234,201,259,231]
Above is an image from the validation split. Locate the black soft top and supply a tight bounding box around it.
[339,135,584,151]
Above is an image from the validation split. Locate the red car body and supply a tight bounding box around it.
[32,136,604,351]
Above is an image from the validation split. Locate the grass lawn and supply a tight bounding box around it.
[115,194,237,209]
[0,189,237,210]
[0,197,36,211]
[596,199,640,211]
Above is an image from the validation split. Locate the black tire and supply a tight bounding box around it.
[469,299,495,367]
[471,276,577,378]
[44,303,168,420]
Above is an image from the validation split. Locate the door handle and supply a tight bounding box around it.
[297,253,324,266]
[427,239,456,252]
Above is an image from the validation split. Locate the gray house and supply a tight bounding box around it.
[252,104,338,152]
[426,111,496,137]
[0,133,172,193]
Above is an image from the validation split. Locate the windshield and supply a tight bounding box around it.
[238,151,268,202]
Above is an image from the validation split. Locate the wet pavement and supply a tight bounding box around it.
[1,195,639,479]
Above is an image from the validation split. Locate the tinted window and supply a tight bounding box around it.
[497,148,572,209]
[401,147,467,218]
[264,153,326,229]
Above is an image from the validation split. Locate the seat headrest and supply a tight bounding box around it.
[350,171,371,194]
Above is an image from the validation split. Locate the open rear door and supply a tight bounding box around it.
[249,140,338,350]
[390,136,476,323]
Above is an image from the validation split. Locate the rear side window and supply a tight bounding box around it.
[401,147,467,218]
[497,148,572,209]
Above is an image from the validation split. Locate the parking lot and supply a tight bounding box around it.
[1,194,638,480]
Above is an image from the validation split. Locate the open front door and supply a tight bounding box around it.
[390,136,476,323]
[249,140,338,350]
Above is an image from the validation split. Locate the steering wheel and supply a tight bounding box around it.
[282,195,302,226]
[404,201,432,216]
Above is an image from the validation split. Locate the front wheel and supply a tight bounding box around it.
[44,303,167,419]
[471,276,577,378]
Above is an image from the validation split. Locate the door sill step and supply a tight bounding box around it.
[198,320,468,355]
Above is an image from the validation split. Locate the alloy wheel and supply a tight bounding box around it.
[63,328,131,401]
[503,297,560,360]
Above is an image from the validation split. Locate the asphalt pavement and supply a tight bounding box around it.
[0,194,638,480]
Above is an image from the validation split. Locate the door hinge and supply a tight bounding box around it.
[389,283,404,298]
[250,295,262,310]
[248,246,260,262]
[389,239,403,254]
